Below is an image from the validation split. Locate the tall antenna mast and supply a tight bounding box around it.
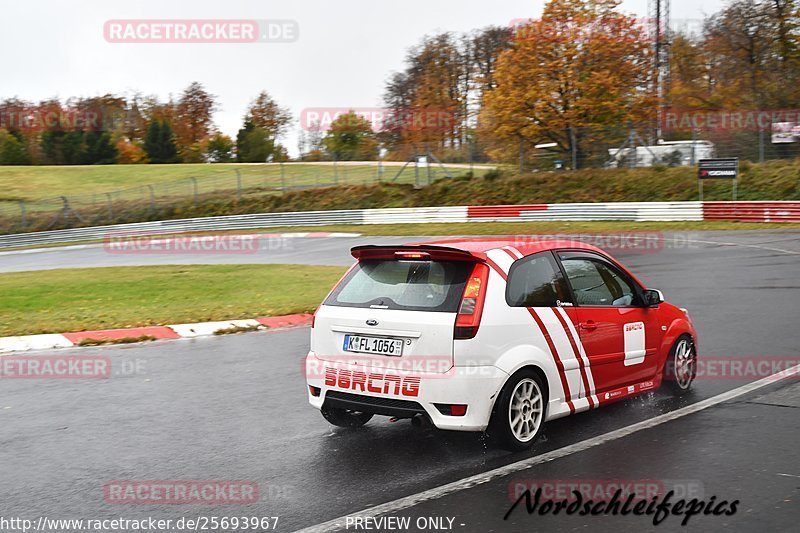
[649,0,671,140]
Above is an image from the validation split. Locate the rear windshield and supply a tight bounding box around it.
[324,259,472,312]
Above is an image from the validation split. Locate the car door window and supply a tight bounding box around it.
[506,252,570,307]
[560,257,636,307]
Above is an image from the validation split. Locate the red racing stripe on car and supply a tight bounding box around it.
[501,246,584,412]
[503,246,595,410]
[525,307,576,414]
[487,252,575,414]
[553,309,595,409]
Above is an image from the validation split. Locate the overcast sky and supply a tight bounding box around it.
[3,0,726,155]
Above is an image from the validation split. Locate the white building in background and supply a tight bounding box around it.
[607,140,715,168]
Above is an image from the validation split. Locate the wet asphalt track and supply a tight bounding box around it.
[1,230,799,532]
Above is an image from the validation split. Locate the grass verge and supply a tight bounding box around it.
[0,264,347,337]
[0,162,491,202]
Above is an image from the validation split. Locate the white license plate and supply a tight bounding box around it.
[343,334,404,356]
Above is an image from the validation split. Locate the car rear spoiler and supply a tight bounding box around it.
[351,245,486,262]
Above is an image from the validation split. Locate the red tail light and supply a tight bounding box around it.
[454,263,489,340]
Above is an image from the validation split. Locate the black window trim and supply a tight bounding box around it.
[505,251,573,308]
[553,249,647,309]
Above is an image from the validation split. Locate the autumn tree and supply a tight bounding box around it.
[246,91,291,138]
[382,27,512,159]
[116,139,148,164]
[236,91,291,162]
[481,0,655,166]
[323,111,378,160]
[667,33,718,110]
[298,121,325,161]
[206,132,235,163]
[703,0,800,108]
[174,82,216,161]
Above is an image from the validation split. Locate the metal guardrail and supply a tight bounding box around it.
[0,201,797,249]
[0,210,366,248]
[703,201,800,223]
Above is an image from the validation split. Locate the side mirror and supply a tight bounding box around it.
[643,289,664,307]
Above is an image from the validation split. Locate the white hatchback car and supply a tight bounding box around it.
[305,239,697,450]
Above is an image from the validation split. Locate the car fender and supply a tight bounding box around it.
[491,344,563,405]
[658,317,696,368]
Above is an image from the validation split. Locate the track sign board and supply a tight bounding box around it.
[698,158,739,179]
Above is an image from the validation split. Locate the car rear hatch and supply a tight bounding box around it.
[312,245,485,375]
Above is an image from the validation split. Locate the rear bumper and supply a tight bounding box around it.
[305,352,508,431]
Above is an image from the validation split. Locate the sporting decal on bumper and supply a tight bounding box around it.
[324,367,420,397]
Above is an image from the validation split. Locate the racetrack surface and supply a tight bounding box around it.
[1,229,800,272]
[1,230,799,532]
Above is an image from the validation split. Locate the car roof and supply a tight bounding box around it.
[415,237,606,257]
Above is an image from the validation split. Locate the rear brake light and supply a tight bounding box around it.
[454,263,489,340]
[395,251,431,260]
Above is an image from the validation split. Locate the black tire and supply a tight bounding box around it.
[663,334,697,395]
[320,406,374,428]
[488,368,548,451]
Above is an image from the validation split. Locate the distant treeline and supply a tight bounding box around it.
[1,0,797,166]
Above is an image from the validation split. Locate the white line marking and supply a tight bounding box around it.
[685,238,800,256]
[292,364,800,533]
[0,244,99,256]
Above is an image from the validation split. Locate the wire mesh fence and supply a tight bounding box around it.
[0,157,479,235]
[1,126,797,235]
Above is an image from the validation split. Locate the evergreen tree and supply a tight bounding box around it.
[144,119,179,163]
[0,130,30,165]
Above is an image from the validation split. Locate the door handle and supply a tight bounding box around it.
[579,321,597,331]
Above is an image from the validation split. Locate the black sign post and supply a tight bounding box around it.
[698,158,739,201]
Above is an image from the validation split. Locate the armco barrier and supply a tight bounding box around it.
[0,201,796,249]
[703,201,800,223]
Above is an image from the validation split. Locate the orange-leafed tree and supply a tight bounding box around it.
[174,82,217,161]
[481,0,655,165]
[667,33,720,110]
